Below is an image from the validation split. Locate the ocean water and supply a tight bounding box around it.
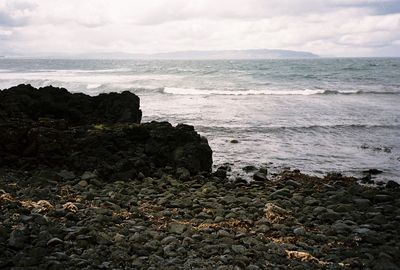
[1,58,399,182]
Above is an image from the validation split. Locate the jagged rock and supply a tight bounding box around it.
[0,85,213,177]
[0,120,212,177]
[0,84,142,125]
[253,172,267,182]
[386,180,400,189]
[363,169,383,175]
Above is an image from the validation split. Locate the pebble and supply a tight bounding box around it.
[81,171,97,180]
[169,223,187,234]
[386,180,400,189]
[293,227,306,236]
[304,197,319,206]
[78,180,88,187]
[57,170,76,180]
[374,194,393,203]
[217,229,232,238]
[269,188,292,199]
[47,237,64,246]
[231,245,247,254]
[9,229,27,249]
[253,172,267,182]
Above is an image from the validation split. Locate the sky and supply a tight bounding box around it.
[0,0,399,57]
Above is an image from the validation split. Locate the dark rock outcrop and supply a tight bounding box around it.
[0,84,142,124]
[0,85,213,178]
[0,120,212,179]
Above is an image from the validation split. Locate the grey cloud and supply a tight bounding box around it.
[0,11,27,26]
[0,0,37,27]
[129,0,396,26]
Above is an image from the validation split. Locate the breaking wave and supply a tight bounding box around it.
[162,87,398,96]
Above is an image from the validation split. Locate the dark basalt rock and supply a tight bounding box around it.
[0,119,212,178]
[0,84,142,125]
[363,169,383,175]
[0,120,212,179]
[0,85,213,178]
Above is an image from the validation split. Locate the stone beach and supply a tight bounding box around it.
[0,85,400,269]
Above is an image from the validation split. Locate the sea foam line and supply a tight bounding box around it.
[162,87,397,96]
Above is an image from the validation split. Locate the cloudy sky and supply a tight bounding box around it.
[1,0,399,57]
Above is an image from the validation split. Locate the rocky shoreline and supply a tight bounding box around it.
[1,85,400,269]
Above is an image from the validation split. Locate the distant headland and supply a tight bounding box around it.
[3,49,319,60]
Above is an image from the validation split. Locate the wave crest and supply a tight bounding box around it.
[163,87,397,96]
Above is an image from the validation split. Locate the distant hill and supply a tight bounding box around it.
[148,49,319,60]
[4,49,318,60]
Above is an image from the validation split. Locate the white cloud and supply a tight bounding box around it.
[0,0,399,56]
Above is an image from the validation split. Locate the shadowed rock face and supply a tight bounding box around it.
[0,84,142,124]
[0,85,213,177]
[0,120,213,178]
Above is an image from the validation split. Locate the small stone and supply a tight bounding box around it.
[215,216,224,222]
[386,180,400,189]
[163,243,176,256]
[370,214,387,225]
[304,197,319,206]
[169,223,187,234]
[293,227,306,236]
[259,167,268,175]
[32,213,48,225]
[231,245,247,254]
[57,170,76,180]
[353,198,370,209]
[78,180,88,187]
[182,237,194,247]
[217,229,232,238]
[321,210,341,222]
[243,165,257,172]
[176,167,190,180]
[161,236,177,245]
[230,139,239,143]
[269,188,292,199]
[113,233,125,243]
[312,206,326,215]
[247,265,260,270]
[9,229,27,249]
[286,180,301,188]
[137,172,145,180]
[214,167,227,179]
[374,194,393,203]
[81,171,97,180]
[253,172,267,182]
[255,224,270,233]
[334,204,354,212]
[354,227,371,234]
[47,237,64,246]
[363,169,383,175]
[332,221,352,233]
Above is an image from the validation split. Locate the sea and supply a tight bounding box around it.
[0,58,399,183]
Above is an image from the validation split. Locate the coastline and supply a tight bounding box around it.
[0,85,399,269]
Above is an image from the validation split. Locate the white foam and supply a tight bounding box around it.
[162,87,372,96]
[164,87,327,96]
[86,83,102,89]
